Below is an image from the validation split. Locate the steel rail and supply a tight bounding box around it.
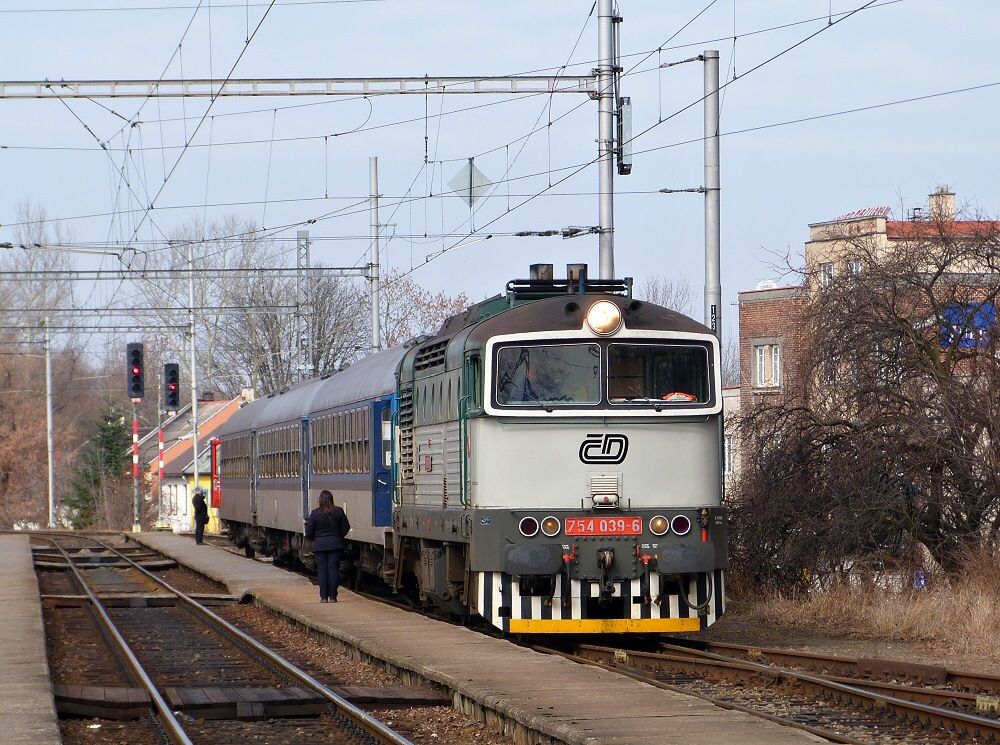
[689,639,1000,694]
[42,538,193,745]
[576,642,1000,740]
[532,644,865,745]
[96,537,414,745]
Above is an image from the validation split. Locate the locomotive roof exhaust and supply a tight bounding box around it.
[527,263,589,282]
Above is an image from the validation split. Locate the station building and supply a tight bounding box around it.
[138,389,252,533]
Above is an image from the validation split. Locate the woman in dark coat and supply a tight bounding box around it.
[305,490,351,603]
[192,490,209,545]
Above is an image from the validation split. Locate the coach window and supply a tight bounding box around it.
[495,343,601,406]
[381,407,392,468]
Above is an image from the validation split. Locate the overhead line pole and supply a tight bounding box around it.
[597,0,616,279]
[187,242,200,511]
[703,50,721,337]
[295,230,312,381]
[369,156,381,355]
[44,318,55,528]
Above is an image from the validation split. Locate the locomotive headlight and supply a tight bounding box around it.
[519,516,540,537]
[540,516,561,536]
[670,515,692,536]
[649,515,669,536]
[586,300,622,335]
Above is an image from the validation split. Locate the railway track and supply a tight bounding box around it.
[196,533,1000,742]
[38,535,414,745]
[536,641,1000,744]
[672,639,1000,696]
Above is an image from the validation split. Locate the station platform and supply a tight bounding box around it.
[134,532,823,745]
[0,535,61,745]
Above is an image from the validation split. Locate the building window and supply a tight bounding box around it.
[724,436,734,475]
[820,262,834,287]
[847,258,862,276]
[752,341,782,389]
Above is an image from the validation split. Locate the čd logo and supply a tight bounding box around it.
[579,433,629,464]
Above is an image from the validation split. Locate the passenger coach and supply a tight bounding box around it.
[216,266,728,634]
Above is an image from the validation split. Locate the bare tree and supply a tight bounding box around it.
[132,220,469,397]
[639,273,697,316]
[731,215,1000,588]
[379,269,470,348]
[0,202,75,329]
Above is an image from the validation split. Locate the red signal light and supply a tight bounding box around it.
[132,366,141,374]
[168,383,177,392]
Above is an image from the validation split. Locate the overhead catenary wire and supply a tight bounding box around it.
[0,0,908,306]
[0,0,384,12]
[124,0,278,248]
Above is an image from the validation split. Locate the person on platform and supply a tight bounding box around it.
[192,490,209,545]
[305,490,351,603]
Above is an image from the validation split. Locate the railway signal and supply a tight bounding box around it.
[163,363,180,412]
[126,342,144,400]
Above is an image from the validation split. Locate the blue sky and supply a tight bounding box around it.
[1,0,998,342]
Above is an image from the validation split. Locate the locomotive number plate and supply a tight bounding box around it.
[565,517,643,536]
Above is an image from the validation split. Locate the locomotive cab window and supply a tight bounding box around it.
[495,343,601,407]
[608,344,711,405]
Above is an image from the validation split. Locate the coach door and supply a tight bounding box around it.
[300,416,311,525]
[250,429,259,526]
[372,400,392,526]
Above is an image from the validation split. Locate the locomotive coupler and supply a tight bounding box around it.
[552,545,577,608]
[597,548,615,603]
[639,553,654,605]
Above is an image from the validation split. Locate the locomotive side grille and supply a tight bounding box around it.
[414,340,448,371]
[398,385,415,482]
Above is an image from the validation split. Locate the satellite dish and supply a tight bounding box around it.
[755,279,778,291]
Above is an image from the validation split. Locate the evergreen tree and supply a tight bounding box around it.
[66,404,129,528]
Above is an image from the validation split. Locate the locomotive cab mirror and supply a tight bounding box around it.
[585,300,622,335]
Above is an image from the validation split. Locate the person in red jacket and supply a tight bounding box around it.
[305,490,351,603]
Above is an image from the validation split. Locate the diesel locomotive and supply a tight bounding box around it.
[214,266,728,633]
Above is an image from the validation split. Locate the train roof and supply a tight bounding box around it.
[217,345,408,436]
[465,292,710,345]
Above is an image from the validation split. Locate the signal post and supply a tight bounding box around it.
[126,343,145,532]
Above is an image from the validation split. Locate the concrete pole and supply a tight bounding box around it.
[131,402,140,532]
[44,319,55,528]
[157,372,163,526]
[187,242,200,506]
[703,50,721,338]
[369,156,381,355]
[597,0,615,279]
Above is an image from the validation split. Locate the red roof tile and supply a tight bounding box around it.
[886,221,1000,240]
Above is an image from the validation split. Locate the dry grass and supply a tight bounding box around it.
[740,552,1000,659]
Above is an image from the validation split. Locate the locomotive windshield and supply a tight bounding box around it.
[608,344,710,404]
[495,343,601,406]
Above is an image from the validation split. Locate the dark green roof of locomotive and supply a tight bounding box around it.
[464,293,711,345]
[398,293,711,383]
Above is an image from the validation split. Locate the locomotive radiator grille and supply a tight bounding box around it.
[398,386,415,482]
